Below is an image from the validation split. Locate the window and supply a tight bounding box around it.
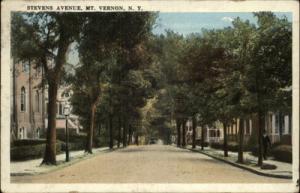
[35,90,40,112]
[22,60,29,72]
[19,128,23,139]
[45,102,48,115]
[64,92,70,97]
[36,128,40,139]
[19,127,26,139]
[289,115,292,134]
[21,87,26,111]
[245,119,250,135]
[278,113,284,135]
[275,113,279,134]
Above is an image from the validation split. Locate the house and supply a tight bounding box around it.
[183,112,292,146]
[44,86,82,136]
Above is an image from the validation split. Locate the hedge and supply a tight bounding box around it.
[270,145,292,163]
[251,144,292,163]
[56,133,87,143]
[61,142,85,151]
[195,139,209,147]
[210,142,239,152]
[12,139,46,147]
[210,142,251,152]
[11,141,63,161]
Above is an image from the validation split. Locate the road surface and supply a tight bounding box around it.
[11,145,290,183]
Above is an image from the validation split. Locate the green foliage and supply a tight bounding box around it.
[210,142,251,152]
[11,141,63,161]
[12,139,46,147]
[270,145,292,163]
[69,12,158,146]
[12,11,292,148]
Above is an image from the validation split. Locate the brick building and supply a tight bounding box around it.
[11,60,45,139]
[11,60,81,141]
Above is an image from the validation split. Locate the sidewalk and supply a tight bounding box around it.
[11,147,111,176]
[186,145,292,179]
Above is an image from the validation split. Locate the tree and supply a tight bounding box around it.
[179,34,226,150]
[244,12,292,166]
[70,12,157,150]
[11,13,84,165]
[70,59,110,153]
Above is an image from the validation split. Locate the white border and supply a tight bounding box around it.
[1,0,299,193]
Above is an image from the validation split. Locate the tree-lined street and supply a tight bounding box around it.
[10,11,293,185]
[11,145,289,183]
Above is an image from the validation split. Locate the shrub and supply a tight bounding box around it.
[56,133,87,143]
[11,141,63,161]
[57,133,87,150]
[94,137,107,148]
[195,139,209,147]
[228,142,239,152]
[271,145,292,163]
[12,139,46,147]
[210,142,239,151]
[61,142,85,151]
[210,142,223,150]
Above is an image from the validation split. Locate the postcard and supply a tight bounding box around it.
[1,0,299,192]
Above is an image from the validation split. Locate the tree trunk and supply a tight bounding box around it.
[122,118,127,147]
[41,32,69,165]
[95,123,101,146]
[85,103,96,153]
[288,113,292,134]
[201,125,205,150]
[117,116,121,148]
[238,118,244,163]
[109,114,113,149]
[135,133,139,145]
[182,119,186,147]
[29,59,35,135]
[279,111,283,141]
[258,111,264,166]
[192,116,197,149]
[128,124,132,145]
[42,81,58,165]
[223,122,228,157]
[176,119,181,147]
[41,67,45,136]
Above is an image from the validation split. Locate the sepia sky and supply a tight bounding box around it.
[67,12,292,65]
[152,12,292,36]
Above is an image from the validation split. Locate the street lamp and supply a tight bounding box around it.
[64,104,70,162]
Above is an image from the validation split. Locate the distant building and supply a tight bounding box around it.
[44,86,82,136]
[180,112,291,146]
[226,113,291,145]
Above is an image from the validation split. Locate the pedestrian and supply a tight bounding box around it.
[262,130,272,160]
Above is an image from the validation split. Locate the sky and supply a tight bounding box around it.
[152,12,292,36]
[67,12,292,65]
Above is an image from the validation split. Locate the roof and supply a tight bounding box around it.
[56,118,78,129]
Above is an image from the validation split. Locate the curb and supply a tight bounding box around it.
[185,147,292,180]
[11,147,114,177]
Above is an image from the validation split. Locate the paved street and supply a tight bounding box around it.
[11,145,290,183]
